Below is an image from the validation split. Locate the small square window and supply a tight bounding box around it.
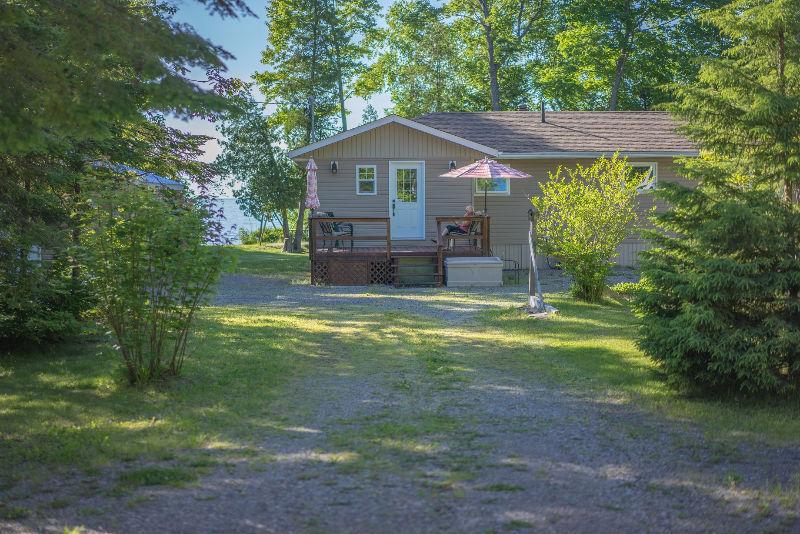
[356,165,377,195]
[631,163,657,193]
[474,177,510,196]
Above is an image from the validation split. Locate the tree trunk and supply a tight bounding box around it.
[330,1,348,132]
[479,0,501,111]
[609,48,629,111]
[308,0,320,144]
[257,215,265,244]
[281,208,292,252]
[776,28,794,203]
[292,201,306,253]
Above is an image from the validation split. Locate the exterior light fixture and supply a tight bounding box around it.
[449,161,457,171]
[330,161,338,173]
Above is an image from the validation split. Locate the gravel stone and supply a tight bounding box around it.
[5,271,800,534]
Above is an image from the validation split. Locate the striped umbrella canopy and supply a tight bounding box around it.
[440,157,531,212]
[304,157,320,211]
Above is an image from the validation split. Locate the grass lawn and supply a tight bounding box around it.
[222,243,309,279]
[1,245,799,495]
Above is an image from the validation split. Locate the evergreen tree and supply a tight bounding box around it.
[0,0,242,344]
[361,104,380,124]
[636,0,800,394]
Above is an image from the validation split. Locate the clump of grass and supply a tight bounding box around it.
[504,519,535,530]
[481,483,525,492]
[117,466,197,489]
[0,505,29,519]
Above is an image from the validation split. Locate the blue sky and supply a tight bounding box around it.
[166,0,392,163]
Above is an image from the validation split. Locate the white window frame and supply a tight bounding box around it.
[474,177,511,196]
[356,165,377,196]
[631,162,658,193]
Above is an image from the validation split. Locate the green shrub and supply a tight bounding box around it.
[238,226,284,245]
[610,281,641,296]
[533,154,641,302]
[0,251,84,346]
[81,183,225,384]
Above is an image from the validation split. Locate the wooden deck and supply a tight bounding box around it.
[309,215,491,286]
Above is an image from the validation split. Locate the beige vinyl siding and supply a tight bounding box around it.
[298,121,692,267]
[309,123,487,244]
[311,122,488,161]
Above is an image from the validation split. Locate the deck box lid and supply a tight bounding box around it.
[444,256,503,266]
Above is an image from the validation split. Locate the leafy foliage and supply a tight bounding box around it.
[81,182,225,384]
[257,0,379,145]
[537,0,727,110]
[636,0,800,394]
[356,0,472,116]
[1,1,237,350]
[533,154,641,301]
[215,92,304,250]
[238,227,286,245]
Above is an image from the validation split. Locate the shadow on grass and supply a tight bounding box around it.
[1,293,800,532]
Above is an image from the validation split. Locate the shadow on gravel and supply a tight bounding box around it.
[3,294,799,533]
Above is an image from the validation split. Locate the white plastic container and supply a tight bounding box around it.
[445,256,503,287]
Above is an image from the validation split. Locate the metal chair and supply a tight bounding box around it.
[318,212,354,251]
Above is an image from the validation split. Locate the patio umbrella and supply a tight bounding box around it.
[440,157,531,213]
[304,157,320,212]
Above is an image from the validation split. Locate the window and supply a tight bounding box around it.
[396,168,417,202]
[474,177,510,196]
[356,165,377,195]
[631,162,657,193]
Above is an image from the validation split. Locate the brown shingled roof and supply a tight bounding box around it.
[413,111,695,154]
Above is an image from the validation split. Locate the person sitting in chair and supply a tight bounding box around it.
[442,205,476,237]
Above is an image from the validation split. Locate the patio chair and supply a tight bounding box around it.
[446,219,483,251]
[318,212,354,251]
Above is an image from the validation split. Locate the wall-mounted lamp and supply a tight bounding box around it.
[330,161,338,174]
[449,161,457,171]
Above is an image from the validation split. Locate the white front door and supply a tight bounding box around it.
[389,161,425,239]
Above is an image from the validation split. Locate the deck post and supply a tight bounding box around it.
[385,218,391,262]
[483,216,491,255]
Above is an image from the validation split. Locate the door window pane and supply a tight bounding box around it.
[397,168,417,202]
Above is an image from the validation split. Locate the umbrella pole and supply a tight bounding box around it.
[484,184,488,213]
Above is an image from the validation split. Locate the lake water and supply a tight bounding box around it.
[217,197,261,244]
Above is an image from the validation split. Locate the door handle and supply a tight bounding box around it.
[392,199,396,216]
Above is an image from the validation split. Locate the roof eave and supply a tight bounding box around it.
[287,115,500,159]
[498,150,699,160]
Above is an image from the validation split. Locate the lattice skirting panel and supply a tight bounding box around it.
[311,259,393,285]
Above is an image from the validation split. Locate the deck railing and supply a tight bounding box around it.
[308,214,491,286]
[435,215,491,255]
[308,216,392,261]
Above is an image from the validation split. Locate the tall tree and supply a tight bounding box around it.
[259,0,378,251]
[356,0,471,117]
[324,0,381,130]
[537,0,726,110]
[215,92,304,250]
[636,0,800,394]
[446,0,554,110]
[258,0,338,251]
[0,0,242,344]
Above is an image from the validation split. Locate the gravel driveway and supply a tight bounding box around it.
[5,272,800,534]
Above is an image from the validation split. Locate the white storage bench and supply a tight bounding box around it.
[445,256,503,287]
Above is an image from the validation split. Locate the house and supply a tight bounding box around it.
[288,111,696,284]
